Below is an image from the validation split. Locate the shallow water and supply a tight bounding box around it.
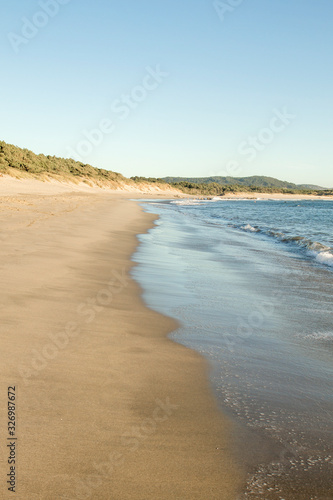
[132,199,333,499]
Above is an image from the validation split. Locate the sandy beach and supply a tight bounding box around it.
[0,186,243,499]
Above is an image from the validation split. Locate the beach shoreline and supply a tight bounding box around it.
[0,189,244,499]
[134,197,333,500]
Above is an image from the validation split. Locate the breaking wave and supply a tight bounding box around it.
[232,224,333,268]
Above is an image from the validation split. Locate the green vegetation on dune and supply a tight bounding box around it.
[0,140,127,186]
[0,141,331,196]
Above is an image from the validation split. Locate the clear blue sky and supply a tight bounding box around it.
[1,0,333,186]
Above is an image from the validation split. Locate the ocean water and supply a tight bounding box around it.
[132,199,333,499]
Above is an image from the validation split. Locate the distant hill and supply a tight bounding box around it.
[298,184,327,190]
[162,176,326,190]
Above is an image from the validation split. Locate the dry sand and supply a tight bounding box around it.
[0,187,244,499]
[0,174,183,197]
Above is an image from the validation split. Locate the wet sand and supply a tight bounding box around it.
[0,190,243,499]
